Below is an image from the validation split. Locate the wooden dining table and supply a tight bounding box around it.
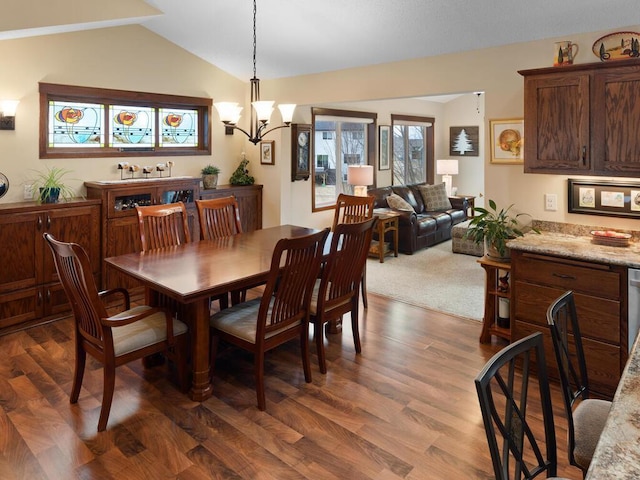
[104,224,319,401]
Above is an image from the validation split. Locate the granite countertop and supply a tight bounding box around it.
[507,221,640,268]
[585,333,640,479]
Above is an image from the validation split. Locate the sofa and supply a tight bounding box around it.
[367,182,469,254]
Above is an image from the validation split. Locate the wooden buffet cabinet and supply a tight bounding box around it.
[0,199,101,333]
[519,58,640,176]
[200,184,263,233]
[511,250,627,398]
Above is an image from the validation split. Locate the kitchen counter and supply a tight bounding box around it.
[508,230,640,269]
[585,333,640,479]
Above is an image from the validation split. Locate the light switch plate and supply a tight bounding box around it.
[544,193,557,211]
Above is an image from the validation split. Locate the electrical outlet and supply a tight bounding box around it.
[544,193,557,211]
[24,184,33,200]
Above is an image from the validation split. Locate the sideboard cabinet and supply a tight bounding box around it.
[519,59,640,176]
[200,184,263,233]
[85,177,200,290]
[511,250,627,398]
[0,199,101,333]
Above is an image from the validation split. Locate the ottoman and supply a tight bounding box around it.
[452,220,484,257]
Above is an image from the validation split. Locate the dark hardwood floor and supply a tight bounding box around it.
[0,292,581,479]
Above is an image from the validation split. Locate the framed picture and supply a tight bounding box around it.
[449,126,479,156]
[260,140,274,165]
[291,124,311,181]
[568,178,640,218]
[379,125,390,170]
[490,119,524,164]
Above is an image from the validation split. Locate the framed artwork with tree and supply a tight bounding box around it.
[449,126,479,156]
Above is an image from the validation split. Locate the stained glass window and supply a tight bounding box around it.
[48,101,104,148]
[159,108,198,147]
[109,105,155,148]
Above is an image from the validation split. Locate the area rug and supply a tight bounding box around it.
[366,240,484,320]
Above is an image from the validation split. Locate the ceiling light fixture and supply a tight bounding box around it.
[214,0,295,145]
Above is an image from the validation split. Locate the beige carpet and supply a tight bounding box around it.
[366,240,484,321]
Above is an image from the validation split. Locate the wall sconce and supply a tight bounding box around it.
[0,100,19,130]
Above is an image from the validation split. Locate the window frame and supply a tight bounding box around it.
[390,114,435,186]
[39,82,212,159]
[311,107,377,212]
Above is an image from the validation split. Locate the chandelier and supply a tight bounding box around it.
[214,0,295,145]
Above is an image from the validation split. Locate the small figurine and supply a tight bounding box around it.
[230,154,255,186]
[498,271,510,293]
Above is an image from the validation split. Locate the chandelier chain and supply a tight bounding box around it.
[252,0,257,78]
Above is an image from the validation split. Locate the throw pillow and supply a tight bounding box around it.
[386,193,414,212]
[419,183,452,211]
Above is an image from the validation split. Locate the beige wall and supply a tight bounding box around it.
[2,22,640,232]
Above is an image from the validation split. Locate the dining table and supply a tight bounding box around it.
[104,224,319,401]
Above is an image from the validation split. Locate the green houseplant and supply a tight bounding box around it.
[201,164,220,189]
[464,199,539,261]
[31,166,75,203]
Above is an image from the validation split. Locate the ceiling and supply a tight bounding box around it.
[3,0,640,81]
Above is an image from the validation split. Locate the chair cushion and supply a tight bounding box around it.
[111,305,188,357]
[210,298,301,343]
[386,193,415,212]
[418,183,452,211]
[309,279,351,316]
[573,398,611,470]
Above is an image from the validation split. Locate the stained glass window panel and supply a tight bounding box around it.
[159,108,198,147]
[48,100,104,147]
[109,105,155,148]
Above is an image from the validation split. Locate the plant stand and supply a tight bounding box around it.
[478,255,511,344]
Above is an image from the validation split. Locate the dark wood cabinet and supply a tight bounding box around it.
[512,250,627,398]
[200,184,263,234]
[85,177,201,290]
[520,59,640,176]
[0,199,101,333]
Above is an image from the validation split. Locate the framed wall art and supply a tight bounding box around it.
[490,119,524,164]
[291,123,311,181]
[378,125,391,170]
[568,178,640,219]
[449,126,479,156]
[260,140,274,165]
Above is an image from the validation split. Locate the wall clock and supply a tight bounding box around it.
[291,123,311,181]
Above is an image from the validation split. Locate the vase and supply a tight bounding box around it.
[39,187,60,203]
[484,238,511,262]
[202,174,218,189]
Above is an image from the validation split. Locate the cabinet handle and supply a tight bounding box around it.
[37,291,43,306]
[46,289,51,304]
[582,146,587,166]
[46,215,51,229]
[37,216,42,230]
[552,273,576,280]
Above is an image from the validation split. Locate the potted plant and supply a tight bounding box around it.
[464,199,539,261]
[31,166,76,204]
[201,164,220,189]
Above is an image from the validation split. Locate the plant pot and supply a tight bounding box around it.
[202,174,218,189]
[484,238,511,262]
[39,187,60,204]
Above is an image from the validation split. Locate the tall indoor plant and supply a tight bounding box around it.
[464,199,538,261]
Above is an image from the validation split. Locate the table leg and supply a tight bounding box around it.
[378,220,385,263]
[189,299,213,401]
[393,220,399,257]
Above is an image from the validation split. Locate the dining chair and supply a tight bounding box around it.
[135,202,191,252]
[331,193,375,308]
[44,233,188,432]
[209,228,330,410]
[475,332,570,480]
[546,290,611,477]
[136,201,228,310]
[310,218,376,373]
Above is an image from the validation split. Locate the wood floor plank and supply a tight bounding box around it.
[0,292,583,479]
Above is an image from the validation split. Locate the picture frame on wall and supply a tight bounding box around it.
[379,125,390,170]
[490,118,524,164]
[568,178,640,219]
[291,124,311,181]
[449,126,479,156]
[260,140,274,165]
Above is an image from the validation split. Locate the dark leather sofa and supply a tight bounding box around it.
[368,183,469,254]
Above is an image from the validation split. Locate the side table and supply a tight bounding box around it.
[369,211,400,263]
[478,255,511,343]
[452,194,476,218]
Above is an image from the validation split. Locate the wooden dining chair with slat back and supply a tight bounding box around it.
[332,193,374,308]
[44,233,188,432]
[136,201,228,310]
[209,228,329,410]
[310,218,376,373]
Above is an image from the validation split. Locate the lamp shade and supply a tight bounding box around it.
[436,159,458,175]
[1,100,19,116]
[347,165,374,186]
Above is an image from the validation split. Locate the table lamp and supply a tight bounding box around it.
[347,165,374,197]
[436,159,458,197]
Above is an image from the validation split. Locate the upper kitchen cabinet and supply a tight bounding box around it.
[519,59,640,176]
